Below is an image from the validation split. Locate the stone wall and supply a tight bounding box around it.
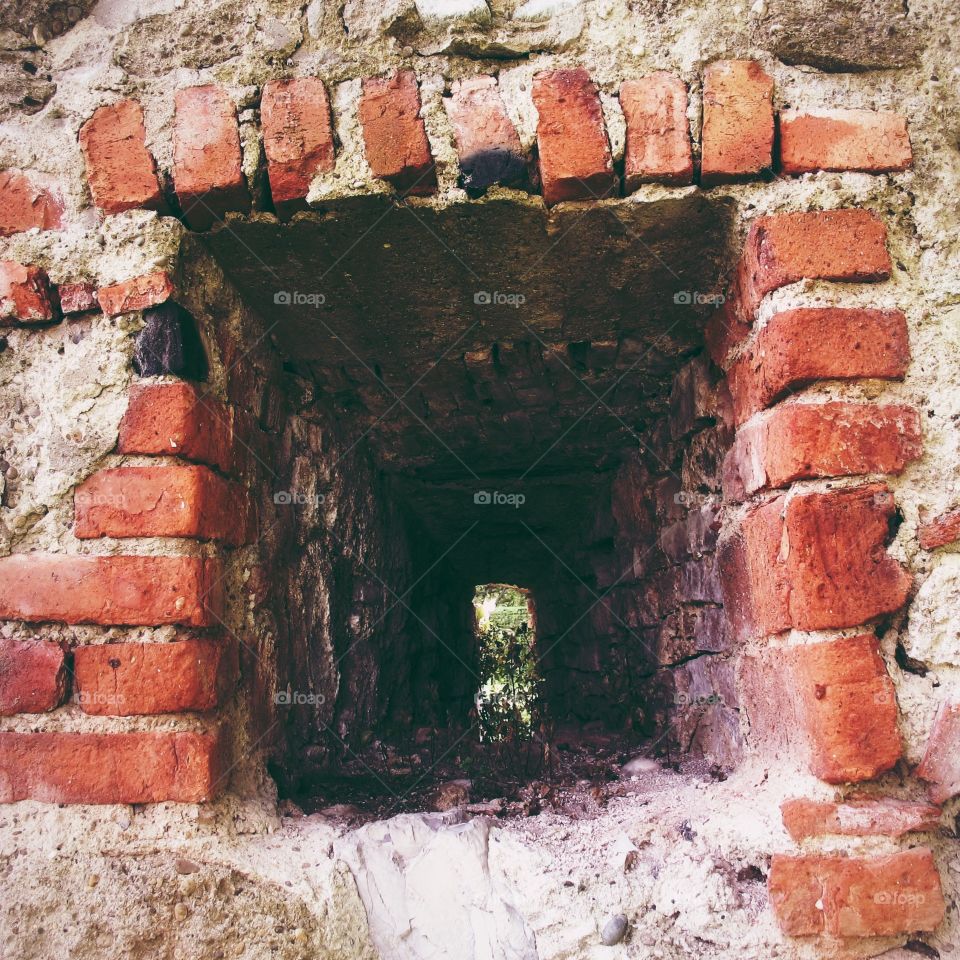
[0,0,959,956]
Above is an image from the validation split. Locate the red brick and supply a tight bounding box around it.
[261,77,335,217]
[96,271,174,316]
[779,109,912,175]
[919,508,960,551]
[358,71,436,196]
[700,60,774,186]
[57,281,98,315]
[74,636,236,715]
[781,797,941,841]
[443,75,525,191]
[723,401,921,500]
[532,68,617,206]
[720,484,912,638]
[719,495,789,640]
[787,485,912,631]
[916,701,960,803]
[75,465,253,545]
[0,261,57,323]
[790,634,902,782]
[173,85,250,230]
[0,169,62,236]
[0,554,223,627]
[727,307,910,423]
[620,73,693,190]
[0,729,226,803]
[118,381,236,475]
[769,849,945,937]
[0,637,68,715]
[705,210,892,367]
[79,99,165,215]
[742,635,900,782]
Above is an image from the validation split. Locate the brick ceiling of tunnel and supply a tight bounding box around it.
[202,193,732,553]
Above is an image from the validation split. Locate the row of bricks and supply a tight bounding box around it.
[0,263,174,324]
[703,208,960,543]
[0,381,253,634]
[0,62,912,235]
[0,376,246,803]
[0,634,235,716]
[713,205,954,944]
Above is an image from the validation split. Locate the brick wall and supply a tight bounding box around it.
[0,14,956,954]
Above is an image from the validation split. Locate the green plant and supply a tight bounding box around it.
[473,584,543,743]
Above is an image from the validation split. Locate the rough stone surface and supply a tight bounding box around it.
[755,0,924,70]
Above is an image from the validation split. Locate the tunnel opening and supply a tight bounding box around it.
[184,193,741,821]
[473,583,541,744]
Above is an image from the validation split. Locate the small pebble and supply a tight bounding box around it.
[601,914,628,946]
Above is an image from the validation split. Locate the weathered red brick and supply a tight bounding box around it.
[173,85,250,230]
[74,636,236,715]
[0,554,223,627]
[916,701,960,803]
[779,109,912,175]
[358,71,436,196]
[75,465,253,545]
[769,849,945,937]
[96,271,174,316]
[919,508,960,551]
[791,634,902,782]
[705,210,892,367]
[57,281,98,314]
[700,60,774,186]
[727,307,910,423]
[781,797,941,841]
[742,635,901,782]
[118,381,236,475]
[443,75,526,191]
[720,484,911,639]
[79,99,165,215]
[261,77,335,216]
[0,261,57,323]
[719,495,788,640]
[532,68,617,206]
[0,729,226,803]
[723,401,921,500]
[0,169,62,236]
[620,73,693,190]
[0,637,68,715]
[787,485,912,631]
